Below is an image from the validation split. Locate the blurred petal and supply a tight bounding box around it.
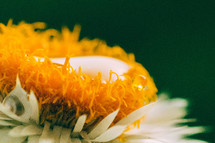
[88,109,119,139]
[0,129,26,143]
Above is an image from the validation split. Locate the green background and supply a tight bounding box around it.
[0,0,214,142]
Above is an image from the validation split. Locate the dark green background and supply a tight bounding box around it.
[0,0,214,142]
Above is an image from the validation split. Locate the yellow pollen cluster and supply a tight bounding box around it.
[0,20,157,126]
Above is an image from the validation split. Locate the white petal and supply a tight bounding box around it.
[88,109,119,139]
[177,139,208,143]
[73,114,87,133]
[15,75,22,88]
[28,136,40,143]
[9,125,42,137]
[39,122,55,143]
[92,125,126,142]
[0,129,26,143]
[123,139,163,143]
[0,120,16,126]
[70,138,82,143]
[169,126,206,137]
[1,76,32,123]
[115,102,154,126]
[9,126,26,137]
[143,98,188,124]
[29,91,40,124]
[39,138,55,143]
[122,94,207,143]
[0,100,28,123]
[60,128,71,143]
[53,126,63,143]
[21,125,42,136]
[0,112,12,120]
[92,103,154,142]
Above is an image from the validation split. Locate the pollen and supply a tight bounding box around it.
[0,20,157,127]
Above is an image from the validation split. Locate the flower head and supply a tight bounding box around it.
[0,20,207,143]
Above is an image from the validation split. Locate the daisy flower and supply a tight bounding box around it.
[0,20,207,143]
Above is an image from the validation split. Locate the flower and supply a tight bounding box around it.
[0,20,157,125]
[0,20,207,143]
[0,79,206,143]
